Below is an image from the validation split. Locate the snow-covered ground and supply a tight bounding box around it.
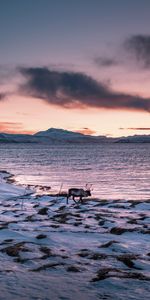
[0,171,150,300]
[0,171,27,201]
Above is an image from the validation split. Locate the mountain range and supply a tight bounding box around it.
[0,128,150,143]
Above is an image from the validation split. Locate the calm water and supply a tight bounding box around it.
[0,143,150,200]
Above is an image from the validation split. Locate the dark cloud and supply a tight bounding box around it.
[19,67,150,112]
[124,35,150,68]
[120,127,150,131]
[0,93,6,101]
[94,34,150,70]
[74,128,96,135]
[94,57,118,67]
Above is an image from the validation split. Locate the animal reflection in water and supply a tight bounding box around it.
[67,185,92,204]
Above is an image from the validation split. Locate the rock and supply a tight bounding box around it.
[67,265,80,272]
[36,234,47,239]
[110,227,134,235]
[1,242,25,257]
[38,207,49,215]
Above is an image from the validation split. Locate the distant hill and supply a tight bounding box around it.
[0,129,105,143]
[115,135,150,143]
[34,128,109,143]
[34,128,86,140]
[0,128,149,143]
[0,133,35,143]
[0,133,14,143]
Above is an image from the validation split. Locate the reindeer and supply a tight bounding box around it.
[66,184,92,204]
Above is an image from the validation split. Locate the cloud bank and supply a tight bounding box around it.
[0,122,23,133]
[74,128,96,135]
[120,127,150,131]
[94,34,150,70]
[93,57,118,67]
[19,67,150,112]
[0,93,6,101]
[124,35,150,68]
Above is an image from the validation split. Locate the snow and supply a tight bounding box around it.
[0,171,27,201]
[0,170,150,300]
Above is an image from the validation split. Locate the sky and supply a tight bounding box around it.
[0,0,150,137]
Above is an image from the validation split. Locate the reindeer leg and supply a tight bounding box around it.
[66,196,69,204]
[80,196,83,203]
[72,196,77,203]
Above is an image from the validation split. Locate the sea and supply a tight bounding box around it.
[0,142,149,200]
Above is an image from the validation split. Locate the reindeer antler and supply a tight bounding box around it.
[85,183,93,190]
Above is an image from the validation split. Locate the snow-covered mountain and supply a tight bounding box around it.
[0,128,149,143]
[34,128,85,139]
[34,128,109,143]
[0,129,98,143]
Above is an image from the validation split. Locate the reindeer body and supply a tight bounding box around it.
[67,188,91,204]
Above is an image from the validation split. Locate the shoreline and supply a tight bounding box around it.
[0,170,150,299]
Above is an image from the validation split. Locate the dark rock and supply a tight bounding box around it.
[78,249,90,257]
[84,225,90,229]
[67,265,80,272]
[99,240,118,248]
[38,207,49,215]
[110,227,135,235]
[36,234,47,239]
[32,262,65,272]
[117,254,138,268]
[122,271,150,281]
[1,242,25,257]
[90,253,107,260]
[91,269,111,281]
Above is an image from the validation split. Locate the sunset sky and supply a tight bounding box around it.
[0,0,150,137]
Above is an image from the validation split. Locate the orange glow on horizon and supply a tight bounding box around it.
[0,122,35,135]
[0,95,149,138]
[74,128,96,135]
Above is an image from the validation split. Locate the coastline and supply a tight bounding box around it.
[0,170,150,300]
[0,170,28,201]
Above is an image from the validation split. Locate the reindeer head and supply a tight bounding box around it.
[85,189,91,197]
